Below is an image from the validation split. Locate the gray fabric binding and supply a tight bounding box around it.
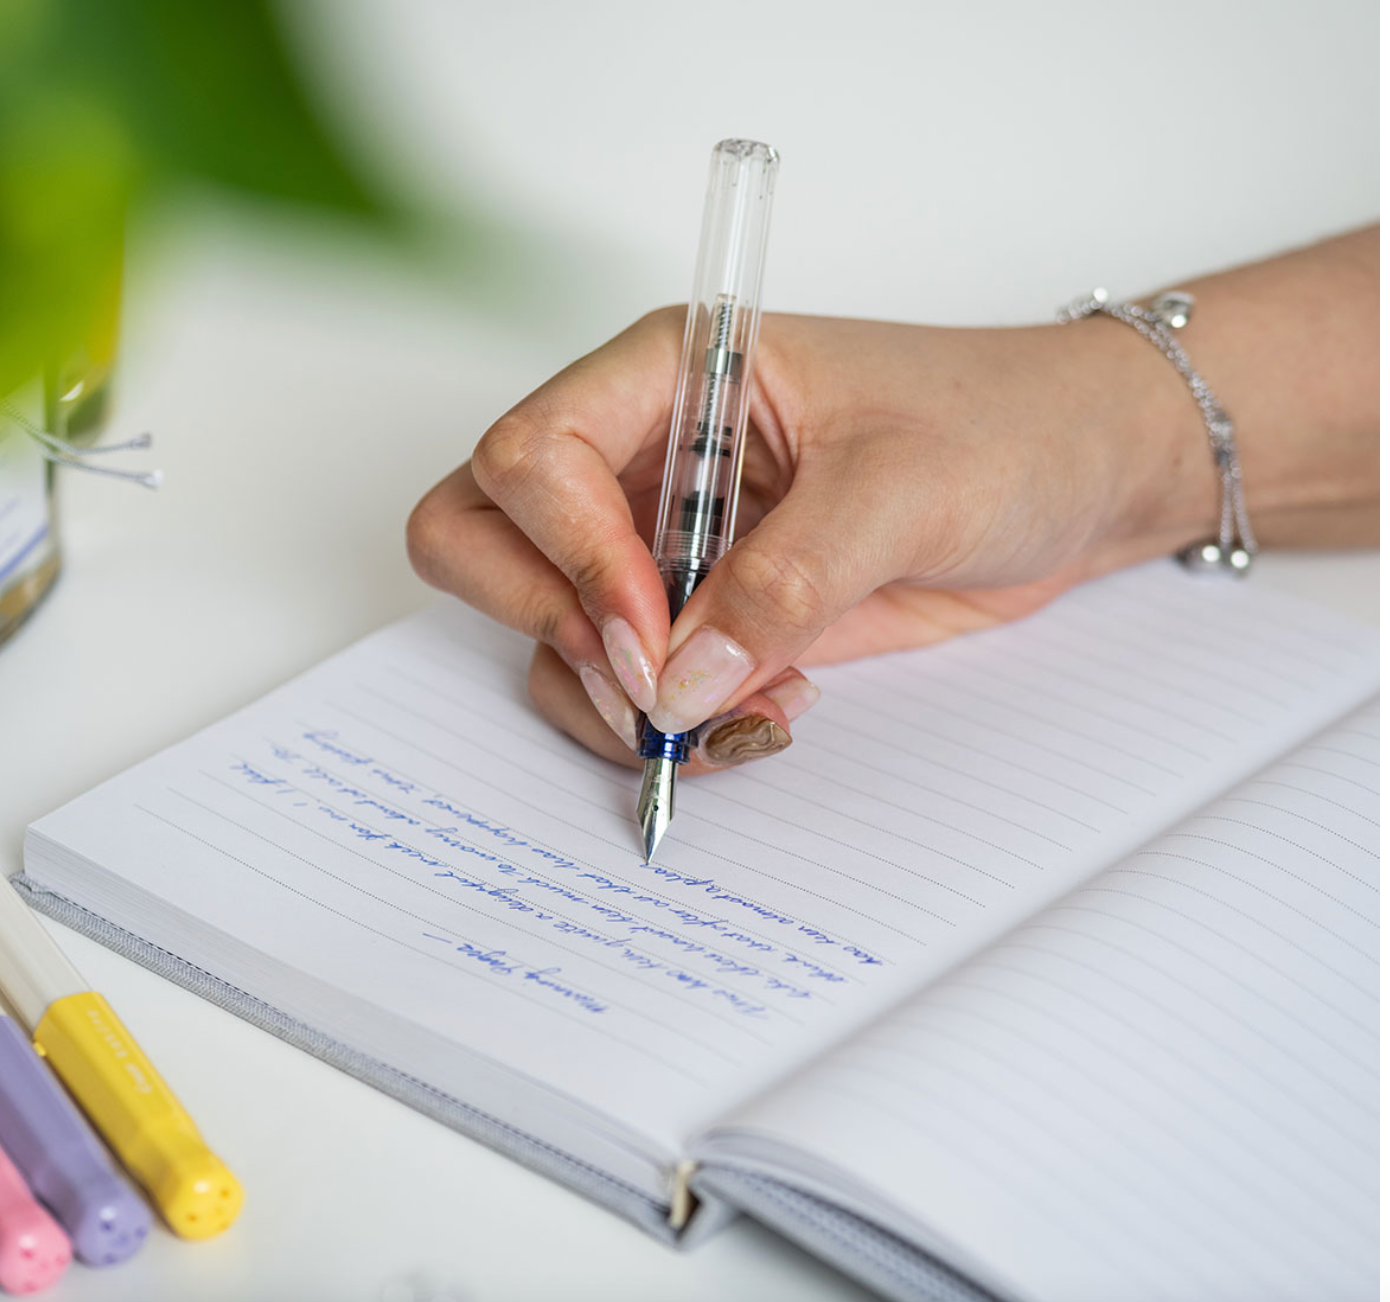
[694,1168,1006,1302]
[16,874,1011,1301]
[13,874,678,1246]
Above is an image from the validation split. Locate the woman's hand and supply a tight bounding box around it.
[406,308,1207,771]
[406,228,1377,772]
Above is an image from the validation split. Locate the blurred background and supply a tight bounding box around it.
[0,0,1378,786]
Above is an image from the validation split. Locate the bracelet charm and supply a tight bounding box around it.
[1059,287,1257,575]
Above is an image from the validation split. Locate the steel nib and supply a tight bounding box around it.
[638,756,676,862]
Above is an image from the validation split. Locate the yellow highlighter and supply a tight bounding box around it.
[0,878,242,1238]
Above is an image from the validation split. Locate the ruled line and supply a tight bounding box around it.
[136,801,714,1082]
[348,687,962,926]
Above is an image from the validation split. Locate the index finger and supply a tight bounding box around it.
[468,308,684,707]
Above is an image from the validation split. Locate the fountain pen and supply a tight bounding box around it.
[636,139,780,860]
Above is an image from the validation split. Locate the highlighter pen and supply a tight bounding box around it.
[0,1137,72,1294]
[636,139,780,860]
[0,877,242,1239]
[0,1009,148,1267]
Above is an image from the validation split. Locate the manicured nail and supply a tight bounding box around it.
[601,617,657,713]
[578,663,638,749]
[763,675,820,724]
[697,714,792,768]
[646,627,756,735]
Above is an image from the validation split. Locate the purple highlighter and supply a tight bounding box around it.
[0,1014,151,1266]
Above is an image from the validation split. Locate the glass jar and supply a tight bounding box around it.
[0,379,62,647]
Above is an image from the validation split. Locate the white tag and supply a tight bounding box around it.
[0,382,52,587]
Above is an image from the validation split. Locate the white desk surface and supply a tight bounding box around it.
[0,3,1376,1299]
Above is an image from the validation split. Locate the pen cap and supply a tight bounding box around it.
[653,139,779,593]
[34,992,242,1240]
[0,1015,150,1267]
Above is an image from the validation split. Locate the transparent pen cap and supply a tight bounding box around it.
[653,140,779,583]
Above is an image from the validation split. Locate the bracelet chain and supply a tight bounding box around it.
[1058,288,1256,575]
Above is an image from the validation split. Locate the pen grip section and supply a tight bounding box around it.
[638,557,713,759]
[34,992,242,1239]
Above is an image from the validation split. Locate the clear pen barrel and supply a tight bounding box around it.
[652,140,779,616]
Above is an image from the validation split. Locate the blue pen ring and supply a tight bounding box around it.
[638,720,688,763]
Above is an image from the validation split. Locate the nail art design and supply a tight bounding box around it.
[699,714,792,767]
[578,664,638,749]
[600,617,658,713]
[645,627,756,735]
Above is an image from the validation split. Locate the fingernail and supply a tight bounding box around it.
[601,617,657,713]
[763,676,820,724]
[698,714,793,768]
[646,627,756,735]
[578,663,638,750]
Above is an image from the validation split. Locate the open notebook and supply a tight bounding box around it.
[18,561,1378,1302]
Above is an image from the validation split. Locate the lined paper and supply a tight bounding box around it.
[704,703,1379,1302]
[26,562,1377,1169]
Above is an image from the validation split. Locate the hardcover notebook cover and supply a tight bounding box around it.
[18,562,1379,1302]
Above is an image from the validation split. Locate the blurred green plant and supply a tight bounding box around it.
[0,0,387,401]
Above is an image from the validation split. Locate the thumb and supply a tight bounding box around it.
[644,467,900,735]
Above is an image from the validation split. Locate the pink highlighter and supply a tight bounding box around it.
[0,1140,71,1295]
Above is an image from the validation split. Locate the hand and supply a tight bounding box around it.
[407,307,1208,772]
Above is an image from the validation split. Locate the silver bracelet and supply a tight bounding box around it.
[1058,287,1256,575]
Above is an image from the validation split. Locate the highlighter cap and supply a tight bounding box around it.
[0,1141,72,1294]
[35,992,242,1240]
[0,1199,72,1294]
[135,1129,243,1240]
[0,1015,150,1266]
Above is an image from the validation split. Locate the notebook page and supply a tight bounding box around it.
[25,563,1377,1165]
[700,703,1379,1302]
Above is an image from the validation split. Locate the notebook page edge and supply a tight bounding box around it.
[11,864,683,1245]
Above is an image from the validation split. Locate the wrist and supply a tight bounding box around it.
[1063,312,1220,575]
